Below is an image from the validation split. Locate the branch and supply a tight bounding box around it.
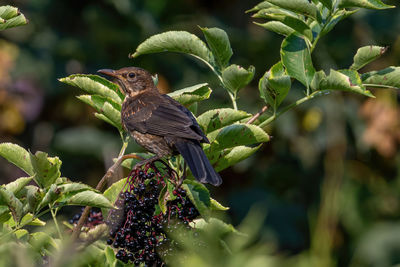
[246,105,268,124]
[71,153,144,241]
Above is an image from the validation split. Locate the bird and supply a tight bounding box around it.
[98,67,222,186]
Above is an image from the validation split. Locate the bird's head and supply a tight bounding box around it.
[98,67,156,97]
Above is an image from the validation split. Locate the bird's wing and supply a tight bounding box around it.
[122,93,204,141]
[162,94,209,143]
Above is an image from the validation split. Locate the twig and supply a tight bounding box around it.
[71,153,144,241]
[247,105,268,124]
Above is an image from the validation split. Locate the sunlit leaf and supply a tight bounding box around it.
[210,123,269,151]
[259,61,291,110]
[339,0,394,9]
[320,69,374,97]
[321,9,358,36]
[77,95,122,130]
[197,108,251,134]
[130,31,214,66]
[362,66,400,89]
[200,27,233,69]
[67,190,114,208]
[310,70,326,91]
[254,21,294,37]
[350,45,387,71]
[214,145,262,172]
[254,8,313,41]
[265,0,319,20]
[0,187,24,222]
[192,218,238,235]
[4,177,33,195]
[102,178,127,217]
[246,1,276,13]
[210,198,229,211]
[37,184,60,210]
[183,180,211,219]
[58,182,95,194]
[20,213,46,226]
[30,152,62,188]
[0,5,28,31]
[59,74,123,104]
[168,83,212,106]
[281,33,315,89]
[158,184,168,214]
[222,64,255,94]
[0,143,34,176]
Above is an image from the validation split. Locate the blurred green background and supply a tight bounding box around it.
[1,0,400,266]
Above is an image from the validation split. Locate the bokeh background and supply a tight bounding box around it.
[1,0,400,266]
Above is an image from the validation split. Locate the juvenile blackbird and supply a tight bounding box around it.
[98,67,222,186]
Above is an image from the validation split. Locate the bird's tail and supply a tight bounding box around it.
[175,140,222,186]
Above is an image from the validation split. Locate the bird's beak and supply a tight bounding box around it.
[97,69,119,79]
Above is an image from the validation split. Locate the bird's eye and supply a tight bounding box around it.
[128,72,136,79]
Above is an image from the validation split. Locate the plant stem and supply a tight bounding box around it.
[49,205,62,239]
[71,152,143,241]
[247,105,268,124]
[259,91,323,129]
[228,91,238,110]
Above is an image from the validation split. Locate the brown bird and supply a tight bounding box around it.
[98,67,222,186]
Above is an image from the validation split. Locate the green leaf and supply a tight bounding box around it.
[321,9,358,37]
[362,66,400,89]
[104,246,116,266]
[0,187,24,223]
[246,1,276,13]
[265,0,319,20]
[67,190,114,208]
[197,108,252,134]
[0,143,34,176]
[24,185,42,213]
[350,46,387,71]
[130,31,214,65]
[210,198,229,211]
[310,70,326,91]
[58,182,94,194]
[200,27,233,69]
[77,95,122,130]
[20,213,46,226]
[255,8,313,41]
[339,0,395,10]
[281,34,315,89]
[254,21,294,37]
[30,151,62,188]
[319,0,333,9]
[182,180,211,219]
[102,178,127,217]
[168,83,212,106]
[222,64,255,94]
[158,184,168,214]
[4,177,33,195]
[214,145,262,172]
[259,61,291,110]
[0,206,11,223]
[37,184,60,210]
[0,6,28,31]
[210,123,269,151]
[320,69,374,97]
[192,218,238,235]
[59,74,123,104]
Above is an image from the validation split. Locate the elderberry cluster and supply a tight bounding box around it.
[106,165,200,266]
